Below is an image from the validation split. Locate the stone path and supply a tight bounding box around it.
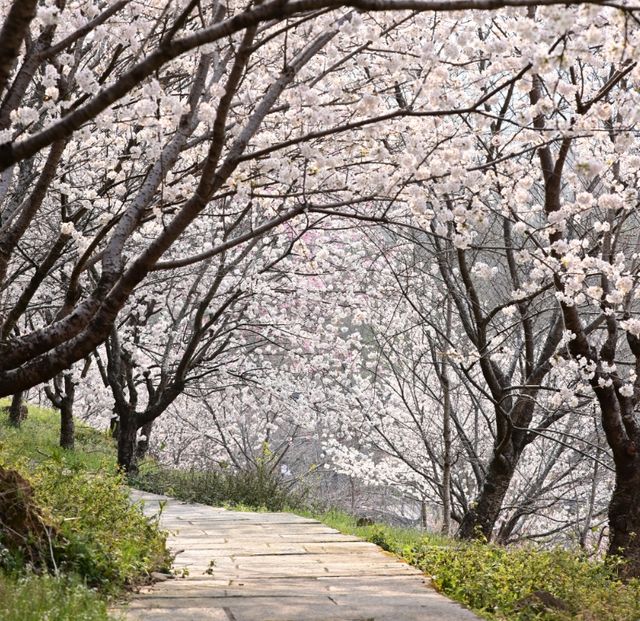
[125,490,479,621]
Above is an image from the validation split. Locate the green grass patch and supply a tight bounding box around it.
[0,401,113,471]
[0,402,170,620]
[300,506,451,549]
[0,573,115,621]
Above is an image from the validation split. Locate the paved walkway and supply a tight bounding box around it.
[125,490,479,621]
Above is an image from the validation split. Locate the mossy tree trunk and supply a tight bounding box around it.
[44,374,76,450]
[7,391,24,427]
[59,376,75,450]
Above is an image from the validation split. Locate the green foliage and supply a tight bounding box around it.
[35,459,169,590]
[0,573,114,621]
[0,401,113,471]
[301,507,450,551]
[134,457,307,512]
[413,541,640,621]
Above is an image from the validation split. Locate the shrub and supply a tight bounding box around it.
[306,507,640,621]
[32,456,170,590]
[134,459,307,512]
[412,540,640,621]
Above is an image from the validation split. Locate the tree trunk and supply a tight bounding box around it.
[59,401,74,450]
[608,454,640,579]
[59,377,75,450]
[117,409,139,476]
[457,447,517,540]
[135,420,153,461]
[441,361,452,536]
[109,412,119,439]
[8,391,24,427]
[349,477,356,514]
[579,458,599,550]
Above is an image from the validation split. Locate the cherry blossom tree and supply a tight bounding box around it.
[0,0,625,396]
[310,222,603,539]
[98,212,321,472]
[359,5,640,571]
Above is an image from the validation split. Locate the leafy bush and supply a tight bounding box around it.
[412,541,640,621]
[134,459,307,512]
[33,458,169,590]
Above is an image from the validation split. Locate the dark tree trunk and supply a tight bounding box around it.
[117,409,139,476]
[439,296,453,535]
[44,373,76,449]
[109,412,119,439]
[495,509,529,545]
[608,454,640,579]
[135,420,153,462]
[8,391,24,427]
[59,400,74,450]
[59,377,75,450]
[457,446,518,540]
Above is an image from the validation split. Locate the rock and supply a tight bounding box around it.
[0,466,54,567]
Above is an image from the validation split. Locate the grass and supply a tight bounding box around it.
[0,401,170,620]
[0,401,114,470]
[0,573,112,621]
[301,506,453,548]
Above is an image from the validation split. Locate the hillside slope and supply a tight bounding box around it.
[0,403,169,621]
